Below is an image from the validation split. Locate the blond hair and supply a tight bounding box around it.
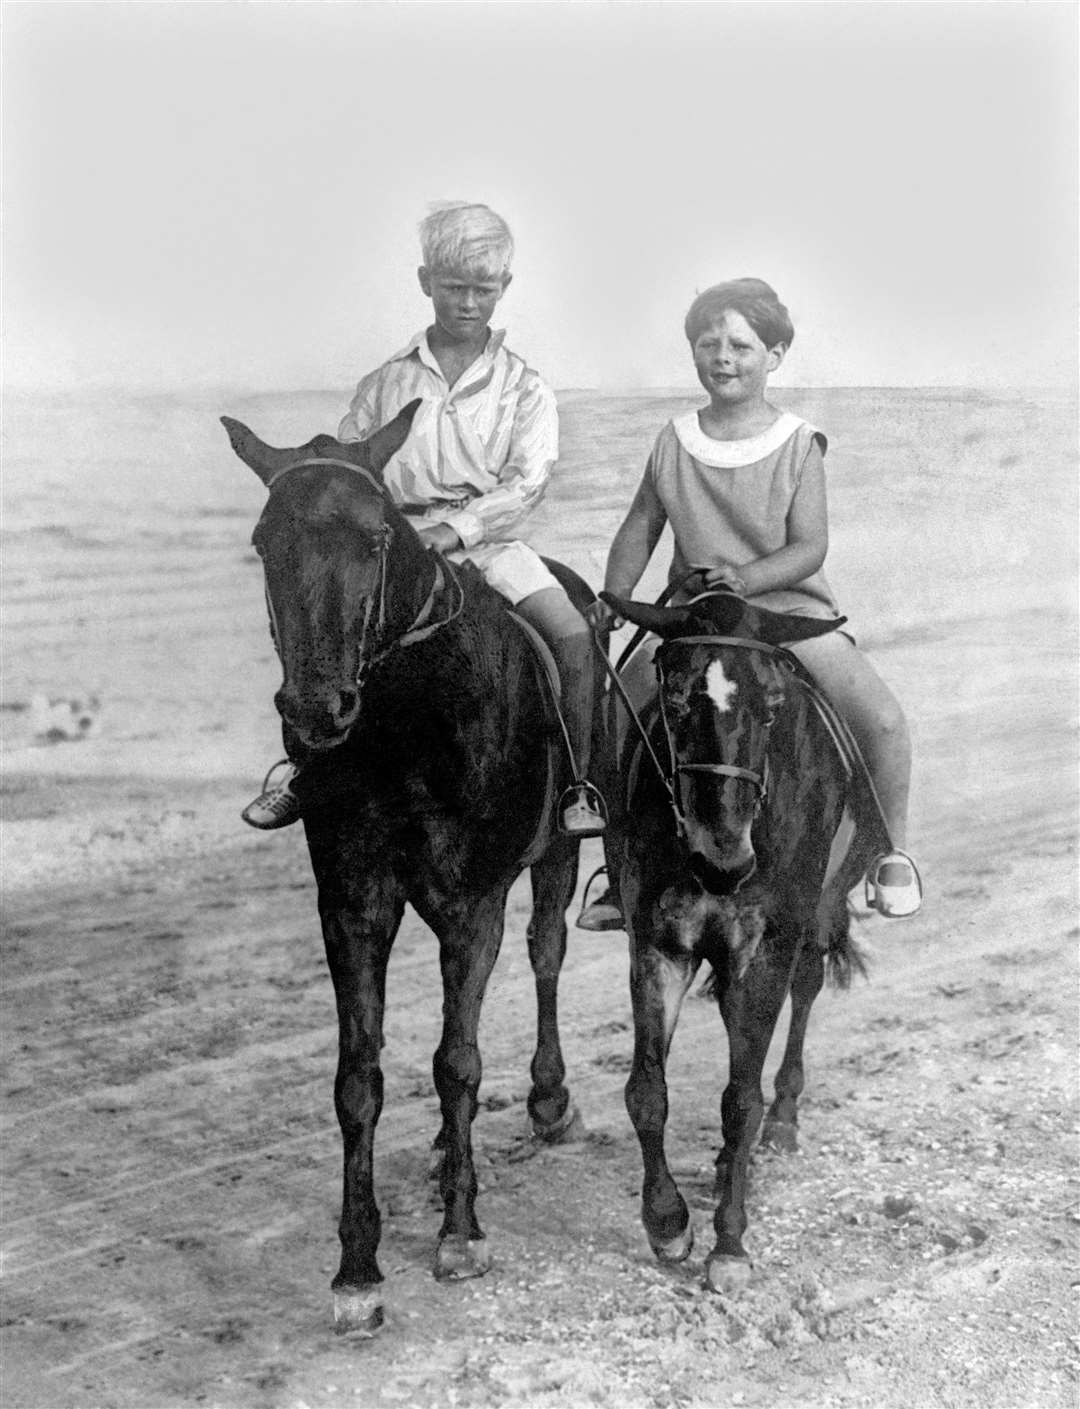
[419,202,514,278]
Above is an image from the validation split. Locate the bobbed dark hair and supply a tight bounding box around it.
[684,278,795,349]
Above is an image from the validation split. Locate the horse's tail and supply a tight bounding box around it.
[822,906,869,989]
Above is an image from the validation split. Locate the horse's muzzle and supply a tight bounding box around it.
[275,684,361,749]
[689,848,757,897]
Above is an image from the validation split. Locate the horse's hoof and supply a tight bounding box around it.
[650,1221,695,1265]
[704,1253,752,1296]
[760,1120,799,1154]
[435,1235,492,1281]
[332,1287,385,1337]
[530,1100,585,1145]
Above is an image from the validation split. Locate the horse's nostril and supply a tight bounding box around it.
[334,689,359,721]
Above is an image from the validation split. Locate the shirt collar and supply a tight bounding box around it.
[389,327,507,376]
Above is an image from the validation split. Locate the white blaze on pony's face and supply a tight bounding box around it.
[660,645,760,894]
[703,659,738,718]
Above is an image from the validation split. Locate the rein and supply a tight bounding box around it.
[261,455,465,687]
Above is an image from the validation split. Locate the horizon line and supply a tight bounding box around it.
[3,381,1075,400]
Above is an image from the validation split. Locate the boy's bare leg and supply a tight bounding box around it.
[516,587,605,834]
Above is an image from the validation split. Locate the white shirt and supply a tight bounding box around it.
[338,329,559,551]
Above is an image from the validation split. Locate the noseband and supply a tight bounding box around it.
[260,456,463,690]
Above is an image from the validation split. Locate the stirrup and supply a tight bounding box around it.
[558,781,608,837]
[576,866,625,932]
[865,850,923,919]
[241,759,302,830]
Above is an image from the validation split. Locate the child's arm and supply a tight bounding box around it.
[712,441,828,596]
[434,376,558,550]
[604,473,669,599]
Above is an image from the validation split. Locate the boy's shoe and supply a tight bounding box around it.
[558,782,607,838]
[242,760,302,830]
[575,867,625,931]
[865,851,923,918]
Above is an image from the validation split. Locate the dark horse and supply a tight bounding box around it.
[223,402,601,1334]
[600,587,887,1294]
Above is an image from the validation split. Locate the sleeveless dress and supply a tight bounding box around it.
[646,410,845,625]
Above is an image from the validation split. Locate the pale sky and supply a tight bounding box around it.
[3,2,1077,391]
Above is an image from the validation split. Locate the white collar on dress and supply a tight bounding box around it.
[672,409,811,467]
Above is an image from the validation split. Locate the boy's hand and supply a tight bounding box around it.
[418,523,462,554]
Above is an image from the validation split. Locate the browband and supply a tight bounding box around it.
[266,457,385,494]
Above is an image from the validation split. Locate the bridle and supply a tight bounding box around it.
[591,617,794,834]
[646,634,794,838]
[258,456,464,690]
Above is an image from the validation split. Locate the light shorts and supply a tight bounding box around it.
[448,539,561,606]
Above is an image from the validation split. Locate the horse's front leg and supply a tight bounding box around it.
[427,889,509,1281]
[761,936,826,1153]
[624,881,702,1265]
[708,944,793,1294]
[314,848,404,1334]
[526,840,584,1142]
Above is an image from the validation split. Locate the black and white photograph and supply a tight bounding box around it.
[2,3,1077,1406]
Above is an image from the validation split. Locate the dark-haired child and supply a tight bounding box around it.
[584,278,921,923]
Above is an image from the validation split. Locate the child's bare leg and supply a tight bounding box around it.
[516,586,606,834]
[785,632,911,848]
[575,632,658,931]
[516,588,594,772]
[620,635,661,716]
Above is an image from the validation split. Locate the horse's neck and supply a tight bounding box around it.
[381,543,517,687]
[385,533,440,634]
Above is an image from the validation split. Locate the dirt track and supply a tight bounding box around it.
[3,614,1078,1409]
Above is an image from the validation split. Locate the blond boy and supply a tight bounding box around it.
[244,203,605,836]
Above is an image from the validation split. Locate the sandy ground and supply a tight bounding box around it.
[2,388,1078,1408]
[3,622,1077,1409]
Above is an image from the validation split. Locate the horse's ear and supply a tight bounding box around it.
[357,399,422,476]
[752,610,848,646]
[220,417,300,486]
[601,593,696,639]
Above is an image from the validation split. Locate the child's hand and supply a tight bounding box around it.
[699,564,748,595]
[418,523,462,554]
[586,598,624,631]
